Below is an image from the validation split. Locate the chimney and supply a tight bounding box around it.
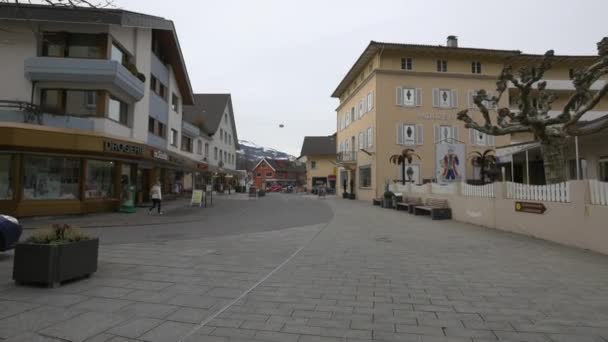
[447,35,458,48]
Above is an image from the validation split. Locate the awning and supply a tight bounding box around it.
[495,141,541,163]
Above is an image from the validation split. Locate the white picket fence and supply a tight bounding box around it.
[589,179,608,206]
[461,183,495,198]
[506,182,570,203]
[411,183,430,194]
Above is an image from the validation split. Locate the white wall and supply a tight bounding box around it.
[208,103,237,170]
[131,28,152,143]
[0,22,36,102]
[167,65,183,154]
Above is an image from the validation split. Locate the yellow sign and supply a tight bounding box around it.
[191,190,204,207]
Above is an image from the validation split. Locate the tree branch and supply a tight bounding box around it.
[457,109,529,135]
[565,114,608,136]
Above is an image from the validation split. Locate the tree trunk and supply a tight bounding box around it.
[541,135,567,184]
[401,163,406,185]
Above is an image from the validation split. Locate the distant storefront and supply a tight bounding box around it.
[0,124,195,217]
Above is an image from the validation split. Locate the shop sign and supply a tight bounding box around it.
[515,201,547,214]
[104,140,144,155]
[328,175,337,180]
[197,163,209,170]
[191,190,204,207]
[418,113,457,121]
[152,150,169,161]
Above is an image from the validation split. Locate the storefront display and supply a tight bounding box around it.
[0,155,12,200]
[23,156,80,200]
[85,160,115,199]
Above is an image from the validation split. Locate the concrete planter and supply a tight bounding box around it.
[13,238,98,287]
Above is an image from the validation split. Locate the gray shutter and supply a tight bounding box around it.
[468,90,474,109]
[434,124,440,143]
[432,88,440,107]
[396,87,403,106]
[415,88,422,107]
[469,128,476,146]
[363,97,367,115]
[369,91,374,110]
[450,89,458,108]
[488,135,496,146]
[452,126,459,142]
[415,124,424,145]
[397,124,404,145]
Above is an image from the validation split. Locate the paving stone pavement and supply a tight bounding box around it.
[0,196,608,341]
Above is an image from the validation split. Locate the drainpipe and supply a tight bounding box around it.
[575,136,580,180]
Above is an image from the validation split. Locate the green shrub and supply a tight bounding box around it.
[383,191,394,199]
[28,224,90,245]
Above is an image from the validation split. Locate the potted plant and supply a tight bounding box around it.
[348,180,356,200]
[382,191,394,208]
[13,224,98,287]
[342,179,348,199]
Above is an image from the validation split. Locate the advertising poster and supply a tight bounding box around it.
[436,143,465,183]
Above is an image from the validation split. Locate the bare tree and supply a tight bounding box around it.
[0,0,114,8]
[457,38,608,184]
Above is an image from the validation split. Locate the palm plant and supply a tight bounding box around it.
[389,149,421,185]
[469,149,497,183]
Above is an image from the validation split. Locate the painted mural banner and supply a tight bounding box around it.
[515,201,547,214]
[435,143,464,183]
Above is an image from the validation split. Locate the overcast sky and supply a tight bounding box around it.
[115,0,608,156]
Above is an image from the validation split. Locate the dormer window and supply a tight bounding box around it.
[436,60,447,72]
[401,58,413,71]
[471,61,482,74]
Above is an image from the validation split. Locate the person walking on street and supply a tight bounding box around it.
[149,181,163,215]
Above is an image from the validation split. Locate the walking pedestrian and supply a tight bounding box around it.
[149,181,163,215]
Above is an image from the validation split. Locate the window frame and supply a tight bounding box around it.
[401,57,413,71]
[107,96,128,126]
[471,61,482,74]
[436,60,448,72]
[359,165,372,188]
[170,128,178,147]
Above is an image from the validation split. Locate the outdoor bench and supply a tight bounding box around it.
[396,196,422,214]
[413,198,452,220]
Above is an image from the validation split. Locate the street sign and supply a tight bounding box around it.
[515,201,547,214]
[191,190,204,207]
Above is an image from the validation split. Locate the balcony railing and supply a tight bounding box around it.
[337,151,357,163]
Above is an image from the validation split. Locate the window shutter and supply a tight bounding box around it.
[469,128,476,146]
[415,124,424,145]
[396,87,403,106]
[450,89,458,108]
[369,91,374,110]
[432,88,440,107]
[468,90,474,109]
[415,88,422,107]
[488,135,496,146]
[369,127,374,148]
[452,126,459,142]
[397,124,404,145]
[363,97,368,115]
[434,124,440,143]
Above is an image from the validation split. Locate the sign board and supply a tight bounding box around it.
[515,201,547,214]
[205,185,213,192]
[435,143,465,183]
[191,190,204,207]
[152,150,169,161]
[104,140,144,155]
[418,113,457,121]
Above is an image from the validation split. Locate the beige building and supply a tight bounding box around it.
[332,36,608,201]
[298,134,337,191]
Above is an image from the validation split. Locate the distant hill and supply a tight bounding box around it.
[236,140,295,171]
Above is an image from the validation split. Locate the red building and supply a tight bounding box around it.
[252,158,306,190]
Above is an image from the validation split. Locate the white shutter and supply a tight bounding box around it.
[368,127,373,148]
[488,135,496,146]
[450,89,458,108]
[355,105,359,120]
[434,125,440,143]
[415,88,422,107]
[369,91,374,110]
[452,126,459,142]
[415,124,424,145]
[432,88,440,107]
[468,90,474,109]
[469,128,476,146]
[363,97,368,115]
[397,123,404,145]
[396,87,403,106]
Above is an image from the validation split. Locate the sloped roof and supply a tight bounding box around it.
[254,158,305,173]
[183,94,239,148]
[300,135,336,157]
[0,3,194,105]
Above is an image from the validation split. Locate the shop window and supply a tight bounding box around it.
[120,164,133,202]
[359,166,372,188]
[85,160,116,199]
[108,97,128,125]
[23,156,80,200]
[0,155,12,200]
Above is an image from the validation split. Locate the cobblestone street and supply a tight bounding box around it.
[1,194,608,341]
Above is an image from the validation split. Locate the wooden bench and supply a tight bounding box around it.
[413,198,452,220]
[396,196,422,214]
[372,198,382,206]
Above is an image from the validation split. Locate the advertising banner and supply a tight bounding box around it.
[436,143,465,183]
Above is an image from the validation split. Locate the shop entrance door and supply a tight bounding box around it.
[138,169,151,203]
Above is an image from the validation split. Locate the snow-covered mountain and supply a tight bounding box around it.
[237,140,295,171]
